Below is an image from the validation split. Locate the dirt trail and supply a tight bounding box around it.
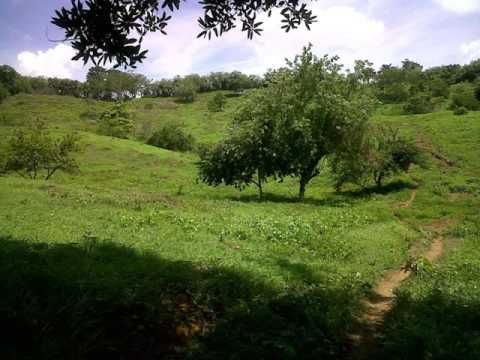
[347,188,445,360]
[398,188,417,209]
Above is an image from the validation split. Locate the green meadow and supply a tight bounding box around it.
[0,93,479,359]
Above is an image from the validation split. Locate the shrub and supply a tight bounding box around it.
[98,102,134,139]
[0,83,9,103]
[449,82,480,110]
[453,106,468,116]
[207,92,227,112]
[403,93,436,114]
[175,81,197,103]
[147,124,194,152]
[4,120,80,180]
[331,125,426,190]
[474,81,480,101]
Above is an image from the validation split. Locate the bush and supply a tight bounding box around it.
[147,124,194,152]
[403,93,436,114]
[331,125,426,190]
[98,102,134,139]
[474,81,480,101]
[4,120,80,180]
[175,81,197,103]
[453,106,468,116]
[0,83,9,103]
[449,82,480,110]
[207,92,226,112]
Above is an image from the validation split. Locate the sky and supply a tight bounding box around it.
[0,0,479,81]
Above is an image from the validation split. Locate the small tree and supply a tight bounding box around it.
[175,80,197,103]
[198,92,281,199]
[207,92,227,112]
[0,83,9,103]
[449,82,480,111]
[331,125,425,190]
[98,102,134,139]
[403,93,436,114]
[5,120,80,180]
[147,124,194,152]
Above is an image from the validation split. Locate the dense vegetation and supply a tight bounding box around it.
[0,48,479,359]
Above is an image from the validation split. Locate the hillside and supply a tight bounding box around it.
[0,93,479,359]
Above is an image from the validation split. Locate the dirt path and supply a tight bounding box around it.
[347,188,445,360]
[398,188,417,209]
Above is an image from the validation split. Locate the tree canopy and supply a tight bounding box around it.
[52,0,317,68]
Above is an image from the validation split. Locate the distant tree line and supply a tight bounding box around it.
[352,58,480,114]
[0,64,263,103]
[1,56,479,113]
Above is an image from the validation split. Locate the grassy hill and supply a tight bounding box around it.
[0,93,479,359]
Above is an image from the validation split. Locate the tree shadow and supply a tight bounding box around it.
[226,192,354,207]
[380,290,480,360]
[341,180,417,199]
[0,235,355,360]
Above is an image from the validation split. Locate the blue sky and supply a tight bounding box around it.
[0,0,479,80]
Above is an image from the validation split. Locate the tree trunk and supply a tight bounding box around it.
[375,172,384,188]
[298,179,307,201]
[257,170,263,200]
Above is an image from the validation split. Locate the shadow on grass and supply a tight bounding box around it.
[341,180,417,199]
[0,235,356,360]
[381,291,480,360]
[226,192,354,207]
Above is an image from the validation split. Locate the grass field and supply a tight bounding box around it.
[0,93,479,359]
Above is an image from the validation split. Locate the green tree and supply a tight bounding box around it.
[198,89,284,199]
[428,77,449,98]
[331,125,425,189]
[4,120,80,180]
[0,83,9,103]
[403,93,436,114]
[175,80,197,103]
[98,102,134,138]
[0,65,20,94]
[199,46,374,200]
[450,82,480,110]
[207,92,227,112]
[271,46,374,199]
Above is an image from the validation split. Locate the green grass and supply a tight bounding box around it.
[0,94,479,359]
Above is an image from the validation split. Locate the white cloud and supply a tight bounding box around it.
[142,4,386,78]
[434,0,480,14]
[17,44,86,80]
[461,40,480,62]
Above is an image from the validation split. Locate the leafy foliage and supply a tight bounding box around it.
[174,79,197,103]
[4,120,80,180]
[52,0,316,68]
[453,106,468,116]
[207,92,226,112]
[198,46,375,200]
[449,82,480,111]
[0,83,9,103]
[403,93,436,114]
[331,125,426,189]
[98,102,134,138]
[198,90,282,198]
[147,123,194,152]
